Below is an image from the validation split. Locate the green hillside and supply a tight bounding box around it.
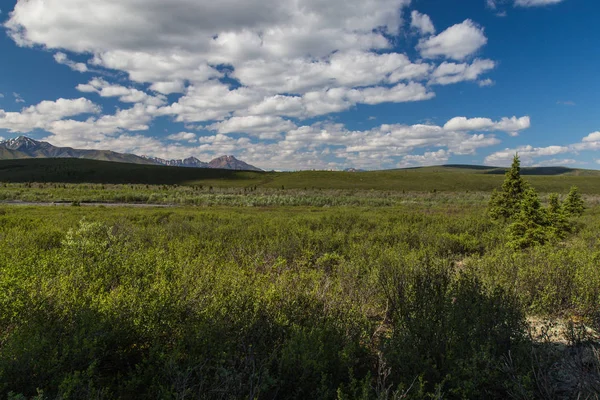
[1,158,600,193]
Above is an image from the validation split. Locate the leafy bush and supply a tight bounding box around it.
[379,258,527,398]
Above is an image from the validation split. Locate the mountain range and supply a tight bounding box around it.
[0,136,262,171]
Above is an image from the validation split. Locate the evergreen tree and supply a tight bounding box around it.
[508,188,549,249]
[488,154,529,220]
[546,193,570,239]
[563,186,585,217]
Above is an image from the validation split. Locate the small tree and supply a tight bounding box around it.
[546,193,570,239]
[563,186,585,217]
[489,154,529,220]
[508,188,549,249]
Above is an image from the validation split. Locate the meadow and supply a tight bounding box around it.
[1,160,600,399]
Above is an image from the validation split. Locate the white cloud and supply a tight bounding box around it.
[6,0,408,54]
[0,98,100,132]
[150,81,186,95]
[1,110,517,170]
[13,93,24,103]
[399,149,449,167]
[165,80,435,123]
[54,52,88,73]
[208,116,296,139]
[2,0,507,170]
[485,130,600,168]
[485,145,570,165]
[45,103,157,138]
[514,0,564,7]
[478,78,495,87]
[411,11,435,35]
[418,19,488,60]
[231,51,432,95]
[299,83,435,117]
[167,132,197,142]
[6,0,410,90]
[581,131,600,143]
[0,93,4,98]
[160,81,264,122]
[429,59,496,85]
[76,78,166,106]
[451,134,501,155]
[443,116,530,136]
[3,0,498,144]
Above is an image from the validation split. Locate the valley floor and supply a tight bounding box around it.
[1,190,599,399]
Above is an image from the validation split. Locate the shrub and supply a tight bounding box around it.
[380,258,527,398]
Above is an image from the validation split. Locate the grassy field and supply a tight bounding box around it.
[1,160,600,399]
[2,158,600,195]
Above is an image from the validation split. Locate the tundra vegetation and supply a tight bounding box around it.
[1,156,599,399]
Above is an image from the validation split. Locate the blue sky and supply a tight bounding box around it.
[0,0,598,170]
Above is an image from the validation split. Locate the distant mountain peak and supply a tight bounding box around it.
[0,136,262,171]
[208,155,262,171]
[2,136,41,150]
[143,154,261,171]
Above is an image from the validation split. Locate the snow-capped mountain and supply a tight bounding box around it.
[0,136,263,171]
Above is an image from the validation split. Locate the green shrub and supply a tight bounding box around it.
[380,258,527,398]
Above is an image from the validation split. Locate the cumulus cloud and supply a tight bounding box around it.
[411,11,435,35]
[5,0,410,91]
[76,78,166,106]
[2,0,505,169]
[2,109,522,170]
[418,20,488,60]
[429,59,496,85]
[443,116,530,136]
[54,52,88,73]
[4,0,493,124]
[484,129,600,167]
[399,149,449,167]
[167,132,197,142]
[581,131,600,143]
[164,80,435,123]
[485,144,570,165]
[0,98,100,132]
[45,103,157,139]
[208,116,296,139]
[231,50,432,95]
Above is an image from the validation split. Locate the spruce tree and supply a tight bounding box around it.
[488,154,529,220]
[546,193,570,239]
[508,188,549,249]
[563,186,585,217]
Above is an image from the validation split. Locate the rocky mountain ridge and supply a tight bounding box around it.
[0,136,262,171]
